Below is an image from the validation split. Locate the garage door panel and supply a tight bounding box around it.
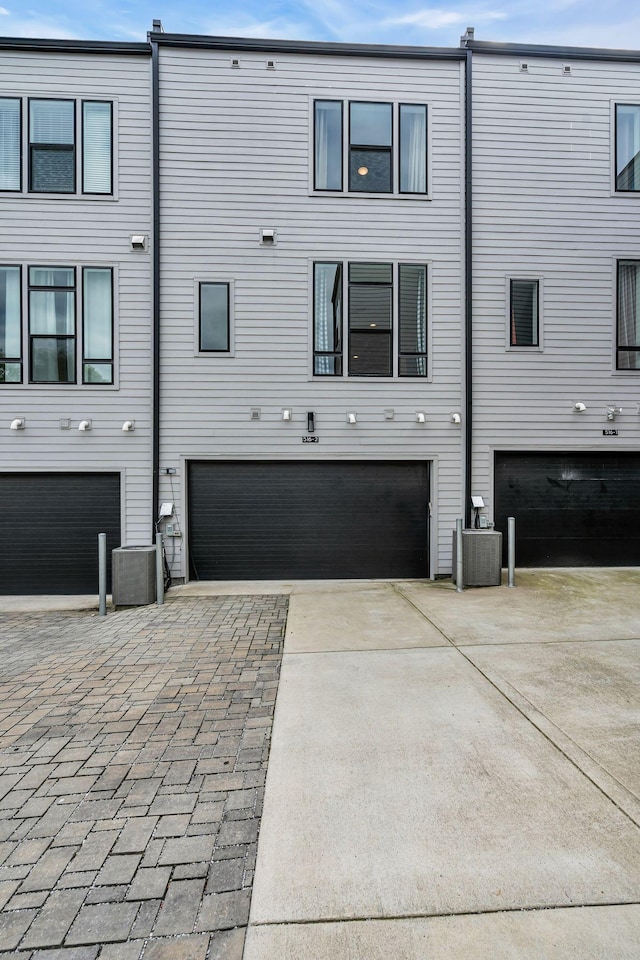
[495,453,640,567]
[188,461,428,580]
[1,473,121,595]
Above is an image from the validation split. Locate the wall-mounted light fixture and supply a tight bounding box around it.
[10,417,25,431]
[606,405,622,421]
[573,402,587,413]
[122,420,135,432]
[281,408,292,421]
[450,412,461,424]
[415,412,426,424]
[78,419,92,432]
[346,412,357,424]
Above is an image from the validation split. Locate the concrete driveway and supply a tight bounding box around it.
[237,570,640,959]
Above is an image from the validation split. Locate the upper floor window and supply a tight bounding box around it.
[510,279,539,347]
[314,261,427,377]
[1,263,113,385]
[0,97,112,196]
[314,100,428,196]
[616,104,640,192]
[617,260,640,369]
[199,282,230,352]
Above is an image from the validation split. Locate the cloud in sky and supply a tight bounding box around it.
[0,0,638,51]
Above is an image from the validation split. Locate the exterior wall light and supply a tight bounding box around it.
[606,405,622,421]
[573,402,587,413]
[347,412,357,424]
[10,418,25,430]
[415,412,426,424]
[122,420,135,432]
[281,409,292,421]
[78,420,92,432]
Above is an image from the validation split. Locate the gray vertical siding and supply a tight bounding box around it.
[472,53,640,520]
[0,50,153,547]
[157,46,466,578]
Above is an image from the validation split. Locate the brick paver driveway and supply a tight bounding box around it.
[0,595,287,958]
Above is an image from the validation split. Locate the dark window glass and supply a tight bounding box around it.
[0,99,21,191]
[617,260,640,369]
[314,101,342,191]
[0,265,21,383]
[349,103,392,193]
[348,262,392,376]
[29,99,75,193]
[400,104,427,193]
[616,104,640,192]
[29,266,76,382]
[83,267,113,383]
[510,280,539,346]
[200,283,230,352]
[398,264,427,376]
[313,263,342,375]
[83,101,112,194]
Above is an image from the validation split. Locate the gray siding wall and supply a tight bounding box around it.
[472,54,640,520]
[0,50,153,547]
[157,47,465,578]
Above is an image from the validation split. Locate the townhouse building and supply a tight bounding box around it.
[1,27,638,592]
[0,38,153,593]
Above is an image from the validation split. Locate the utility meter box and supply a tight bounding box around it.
[452,529,502,587]
[112,545,156,606]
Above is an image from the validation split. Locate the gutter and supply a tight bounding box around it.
[150,35,161,538]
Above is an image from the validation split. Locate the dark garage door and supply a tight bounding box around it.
[188,460,429,579]
[495,452,640,566]
[1,473,121,595]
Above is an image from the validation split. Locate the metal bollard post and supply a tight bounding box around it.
[156,533,164,605]
[455,518,464,593]
[98,533,107,616]
[507,516,516,588]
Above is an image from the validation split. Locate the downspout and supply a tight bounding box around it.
[151,32,160,540]
[463,42,473,528]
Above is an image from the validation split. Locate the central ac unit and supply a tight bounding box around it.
[452,529,502,587]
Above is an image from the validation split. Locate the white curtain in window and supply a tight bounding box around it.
[30,100,74,145]
[401,105,426,193]
[84,268,112,358]
[30,269,74,335]
[0,99,20,190]
[0,266,20,357]
[83,102,111,193]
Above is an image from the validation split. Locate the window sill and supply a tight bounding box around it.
[0,191,117,202]
[309,190,431,201]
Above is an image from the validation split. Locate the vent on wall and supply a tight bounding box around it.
[519,62,529,72]
[562,64,572,75]
[231,58,240,68]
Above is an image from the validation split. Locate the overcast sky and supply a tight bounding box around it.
[0,0,638,51]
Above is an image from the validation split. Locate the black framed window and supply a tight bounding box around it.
[510,279,539,347]
[348,263,393,376]
[398,264,427,375]
[0,98,21,192]
[199,282,230,352]
[616,104,640,193]
[349,103,392,193]
[617,260,640,369]
[28,266,76,383]
[313,263,343,375]
[82,101,112,194]
[29,99,75,194]
[314,101,342,191]
[83,267,113,383]
[0,265,22,383]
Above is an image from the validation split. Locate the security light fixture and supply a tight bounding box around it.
[573,402,587,413]
[606,405,622,421]
[281,408,292,421]
[122,420,135,432]
[10,418,25,430]
[347,412,357,424]
[78,419,92,432]
[415,412,426,424]
[451,412,462,424]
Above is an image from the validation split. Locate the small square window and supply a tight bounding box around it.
[510,279,539,347]
[199,283,230,352]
